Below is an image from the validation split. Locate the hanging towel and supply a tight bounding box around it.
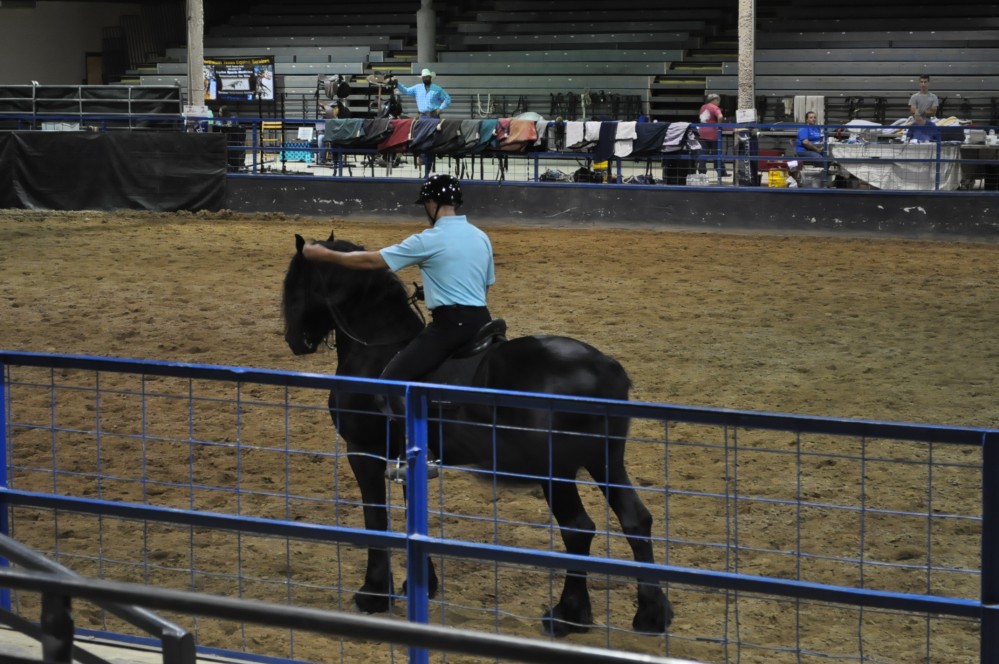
[793,96,825,124]
[631,123,669,157]
[594,121,619,163]
[584,121,603,143]
[663,122,693,152]
[614,121,638,158]
[565,121,586,150]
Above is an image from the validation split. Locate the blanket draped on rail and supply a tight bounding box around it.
[319,118,700,162]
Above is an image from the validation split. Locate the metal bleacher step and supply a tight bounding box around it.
[652,75,709,90]
[671,63,723,74]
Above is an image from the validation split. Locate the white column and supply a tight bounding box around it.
[416,0,437,66]
[737,0,755,114]
[186,0,204,106]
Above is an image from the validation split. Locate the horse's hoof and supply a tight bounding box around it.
[353,589,392,614]
[632,594,673,634]
[542,606,592,637]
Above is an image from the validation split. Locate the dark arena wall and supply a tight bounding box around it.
[224,175,999,239]
[0,132,227,211]
[1,129,994,238]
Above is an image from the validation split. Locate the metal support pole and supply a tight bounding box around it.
[0,359,8,612]
[40,593,74,664]
[416,0,437,66]
[981,432,999,663]
[405,384,431,664]
[737,0,755,113]
[186,0,204,107]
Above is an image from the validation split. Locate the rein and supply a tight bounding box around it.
[323,285,426,350]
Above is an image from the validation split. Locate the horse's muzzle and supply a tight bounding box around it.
[286,333,319,355]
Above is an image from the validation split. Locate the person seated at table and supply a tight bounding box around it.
[791,111,826,186]
[906,111,939,144]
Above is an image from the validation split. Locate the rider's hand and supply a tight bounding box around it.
[302,241,324,261]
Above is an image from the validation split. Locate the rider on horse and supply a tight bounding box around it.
[302,174,496,478]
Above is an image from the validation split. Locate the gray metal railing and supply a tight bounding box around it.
[0,533,195,664]
[0,568,688,664]
[3,350,999,662]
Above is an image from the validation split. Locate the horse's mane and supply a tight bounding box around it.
[282,235,420,344]
[315,238,411,308]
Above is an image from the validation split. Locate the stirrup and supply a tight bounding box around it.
[385,458,440,483]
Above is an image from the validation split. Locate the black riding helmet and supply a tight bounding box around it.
[415,174,463,208]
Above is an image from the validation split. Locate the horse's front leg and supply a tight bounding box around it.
[541,479,595,637]
[346,449,394,613]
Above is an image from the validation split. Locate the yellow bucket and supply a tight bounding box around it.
[592,160,609,171]
[768,169,788,188]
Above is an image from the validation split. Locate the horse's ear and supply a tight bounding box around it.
[327,230,336,242]
[295,234,305,254]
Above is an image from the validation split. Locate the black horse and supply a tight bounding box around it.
[282,233,672,636]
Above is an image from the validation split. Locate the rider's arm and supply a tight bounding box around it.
[303,242,389,270]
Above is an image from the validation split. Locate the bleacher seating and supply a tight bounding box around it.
[126,0,999,127]
[704,0,999,124]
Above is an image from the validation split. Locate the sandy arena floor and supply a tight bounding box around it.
[1,209,997,663]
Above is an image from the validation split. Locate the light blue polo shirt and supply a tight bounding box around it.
[379,215,495,310]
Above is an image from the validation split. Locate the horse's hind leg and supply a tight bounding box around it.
[540,479,595,637]
[587,459,673,634]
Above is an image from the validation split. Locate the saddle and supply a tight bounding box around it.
[452,319,507,358]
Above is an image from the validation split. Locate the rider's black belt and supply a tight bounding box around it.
[430,305,489,326]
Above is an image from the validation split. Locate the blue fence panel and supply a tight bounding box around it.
[2,350,997,663]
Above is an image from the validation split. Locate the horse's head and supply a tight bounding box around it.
[282,231,418,356]
[281,232,360,355]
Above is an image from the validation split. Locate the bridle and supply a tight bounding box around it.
[322,284,426,350]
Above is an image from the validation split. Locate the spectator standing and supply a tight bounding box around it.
[396,68,451,176]
[397,68,451,117]
[697,93,727,177]
[909,75,939,118]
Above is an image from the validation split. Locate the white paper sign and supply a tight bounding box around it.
[184,104,211,118]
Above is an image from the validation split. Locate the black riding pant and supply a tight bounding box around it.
[379,306,489,456]
[381,305,491,383]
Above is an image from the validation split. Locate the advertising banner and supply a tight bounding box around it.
[204,56,274,102]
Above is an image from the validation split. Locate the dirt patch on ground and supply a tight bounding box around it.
[1,209,997,663]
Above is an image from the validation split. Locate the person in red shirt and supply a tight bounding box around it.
[697,93,727,177]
